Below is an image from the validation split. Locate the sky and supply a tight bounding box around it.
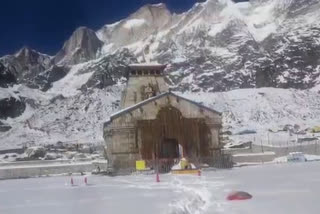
[0,0,248,57]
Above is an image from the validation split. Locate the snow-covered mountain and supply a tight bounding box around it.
[1,0,320,149]
[54,27,104,65]
[2,0,320,92]
[0,47,52,88]
[95,0,320,91]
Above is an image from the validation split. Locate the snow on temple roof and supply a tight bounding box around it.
[104,91,221,125]
[129,63,166,70]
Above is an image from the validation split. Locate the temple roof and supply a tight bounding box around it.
[129,63,166,70]
[105,91,221,126]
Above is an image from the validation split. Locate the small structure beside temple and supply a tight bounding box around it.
[103,64,225,171]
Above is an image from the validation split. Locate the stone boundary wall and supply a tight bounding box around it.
[0,148,25,155]
[0,158,91,167]
[224,143,320,163]
[0,162,96,180]
[232,152,276,163]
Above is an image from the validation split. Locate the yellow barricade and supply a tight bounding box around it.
[136,160,146,171]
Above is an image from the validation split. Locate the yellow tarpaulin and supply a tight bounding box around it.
[136,160,146,171]
[180,158,189,169]
[171,169,199,175]
[312,126,320,133]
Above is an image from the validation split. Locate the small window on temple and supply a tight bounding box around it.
[150,70,155,75]
[131,70,137,75]
[156,70,160,75]
[137,70,142,75]
[143,70,148,75]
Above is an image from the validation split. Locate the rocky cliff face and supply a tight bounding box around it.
[0,47,52,89]
[93,0,320,92]
[81,49,138,90]
[0,97,26,120]
[54,27,103,65]
[258,0,320,89]
[0,63,17,88]
[96,3,172,48]
[34,65,70,91]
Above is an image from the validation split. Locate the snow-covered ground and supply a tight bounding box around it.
[1,162,320,214]
[182,88,320,147]
[0,86,121,149]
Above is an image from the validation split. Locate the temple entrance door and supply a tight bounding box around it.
[138,106,212,160]
[160,138,179,159]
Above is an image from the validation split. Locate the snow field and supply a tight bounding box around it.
[1,161,320,214]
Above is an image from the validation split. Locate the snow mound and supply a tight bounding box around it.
[48,63,93,97]
[124,19,147,29]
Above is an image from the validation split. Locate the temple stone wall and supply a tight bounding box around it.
[104,94,222,169]
[121,76,168,108]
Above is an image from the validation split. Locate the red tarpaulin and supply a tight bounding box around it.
[227,191,253,201]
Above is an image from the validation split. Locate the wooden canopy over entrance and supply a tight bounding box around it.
[138,106,211,160]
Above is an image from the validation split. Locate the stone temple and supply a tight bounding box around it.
[103,64,224,170]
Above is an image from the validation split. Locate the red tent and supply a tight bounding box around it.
[227,191,253,201]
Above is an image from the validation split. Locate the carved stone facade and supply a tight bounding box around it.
[103,64,223,170]
[120,64,168,108]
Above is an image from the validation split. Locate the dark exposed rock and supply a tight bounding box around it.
[81,49,138,90]
[221,130,232,135]
[0,97,26,119]
[0,47,69,91]
[283,124,293,132]
[50,95,66,103]
[156,19,264,92]
[0,123,12,132]
[34,65,70,91]
[24,98,39,109]
[53,27,103,65]
[25,146,47,159]
[0,47,52,88]
[261,27,320,89]
[55,141,66,149]
[227,141,252,149]
[235,130,257,135]
[298,137,319,143]
[0,63,17,88]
